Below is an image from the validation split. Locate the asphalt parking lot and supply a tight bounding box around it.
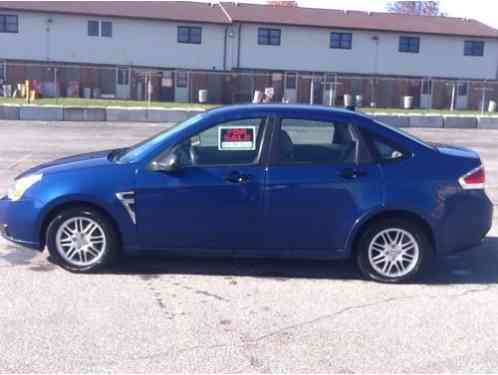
[1,120,498,373]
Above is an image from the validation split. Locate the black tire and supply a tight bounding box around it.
[46,206,120,272]
[356,218,433,283]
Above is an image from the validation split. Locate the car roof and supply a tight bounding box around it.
[205,104,369,120]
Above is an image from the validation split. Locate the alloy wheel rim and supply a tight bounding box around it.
[55,217,107,267]
[368,228,420,279]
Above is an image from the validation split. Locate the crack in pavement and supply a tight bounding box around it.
[244,286,498,344]
[249,295,416,343]
[451,285,497,298]
[10,285,498,371]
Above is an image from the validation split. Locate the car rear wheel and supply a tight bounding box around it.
[46,207,119,272]
[356,218,432,283]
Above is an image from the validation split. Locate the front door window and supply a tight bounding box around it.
[170,118,266,167]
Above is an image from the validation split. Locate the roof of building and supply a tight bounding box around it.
[0,1,230,24]
[221,2,498,39]
[0,1,496,38]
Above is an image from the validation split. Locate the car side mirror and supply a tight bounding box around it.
[150,153,181,173]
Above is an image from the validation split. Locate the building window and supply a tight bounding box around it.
[464,40,484,56]
[286,73,297,89]
[88,20,113,37]
[399,36,420,53]
[88,20,99,36]
[101,21,112,37]
[330,32,352,49]
[117,68,129,85]
[177,26,202,44]
[258,28,281,46]
[176,71,188,88]
[0,14,18,33]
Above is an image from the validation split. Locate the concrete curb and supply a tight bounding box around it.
[3,104,498,129]
[63,107,107,121]
[147,108,201,123]
[0,105,20,120]
[19,105,63,121]
[478,117,498,129]
[106,107,148,122]
[373,115,410,128]
[409,115,443,128]
[443,116,478,129]
[105,107,203,123]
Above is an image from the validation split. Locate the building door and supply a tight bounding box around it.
[456,82,469,110]
[160,71,175,102]
[420,79,433,109]
[116,67,130,99]
[175,71,190,102]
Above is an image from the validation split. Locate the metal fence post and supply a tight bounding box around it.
[450,83,455,111]
[310,76,314,105]
[54,66,58,104]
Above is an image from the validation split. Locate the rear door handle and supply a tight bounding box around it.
[340,168,368,180]
[225,171,251,184]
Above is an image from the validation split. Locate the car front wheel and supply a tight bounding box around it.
[46,207,119,272]
[356,218,432,283]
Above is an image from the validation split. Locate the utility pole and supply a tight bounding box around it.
[146,72,152,107]
[54,67,58,104]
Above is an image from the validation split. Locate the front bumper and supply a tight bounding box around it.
[0,195,42,250]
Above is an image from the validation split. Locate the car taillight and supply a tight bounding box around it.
[459,165,485,190]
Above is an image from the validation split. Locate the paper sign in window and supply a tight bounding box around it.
[218,126,256,151]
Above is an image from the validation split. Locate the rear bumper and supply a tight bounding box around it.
[0,196,42,250]
[437,190,493,255]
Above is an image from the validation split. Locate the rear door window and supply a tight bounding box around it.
[276,118,371,164]
[365,133,407,162]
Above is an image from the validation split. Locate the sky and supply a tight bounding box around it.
[189,0,498,28]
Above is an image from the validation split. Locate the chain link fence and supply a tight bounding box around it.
[1,61,498,113]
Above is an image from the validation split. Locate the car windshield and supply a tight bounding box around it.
[116,114,205,163]
[374,120,434,149]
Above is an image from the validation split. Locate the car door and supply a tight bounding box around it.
[264,114,383,256]
[135,116,270,251]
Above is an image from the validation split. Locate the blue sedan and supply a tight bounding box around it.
[0,105,493,282]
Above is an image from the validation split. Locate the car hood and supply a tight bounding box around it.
[17,149,119,179]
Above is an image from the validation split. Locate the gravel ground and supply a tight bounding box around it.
[1,120,498,373]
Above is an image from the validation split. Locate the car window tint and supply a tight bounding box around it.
[372,138,404,161]
[175,118,264,166]
[278,118,358,164]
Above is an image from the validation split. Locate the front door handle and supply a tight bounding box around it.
[340,168,368,180]
[225,171,251,184]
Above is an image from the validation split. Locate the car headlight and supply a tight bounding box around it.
[7,174,43,201]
